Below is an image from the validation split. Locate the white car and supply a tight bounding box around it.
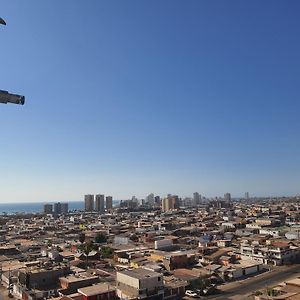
[185,290,198,298]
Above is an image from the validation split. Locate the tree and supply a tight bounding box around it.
[79,232,86,244]
[129,234,139,242]
[95,233,107,244]
[99,247,113,259]
[83,241,94,268]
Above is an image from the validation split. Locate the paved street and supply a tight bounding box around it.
[206,264,300,300]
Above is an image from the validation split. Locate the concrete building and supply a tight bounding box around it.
[161,195,180,212]
[78,283,117,300]
[106,196,113,210]
[154,239,173,251]
[154,196,161,205]
[51,202,68,215]
[240,240,300,265]
[43,204,53,214]
[116,268,164,300]
[193,192,201,205]
[18,266,70,290]
[84,194,94,212]
[54,202,62,215]
[224,193,231,202]
[95,194,105,213]
[60,275,99,294]
[146,193,155,206]
[150,251,189,271]
[61,203,69,214]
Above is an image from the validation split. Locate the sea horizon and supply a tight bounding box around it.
[0,200,121,214]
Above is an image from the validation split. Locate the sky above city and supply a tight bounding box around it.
[1,1,300,202]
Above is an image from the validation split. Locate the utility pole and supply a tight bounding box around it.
[8,266,12,297]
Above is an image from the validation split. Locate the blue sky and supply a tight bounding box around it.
[1,1,300,202]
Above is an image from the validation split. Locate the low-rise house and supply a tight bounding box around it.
[116,268,164,300]
[173,268,210,284]
[218,260,264,281]
[78,283,117,300]
[240,240,300,265]
[18,266,70,290]
[59,274,99,295]
[150,250,196,271]
[164,276,188,299]
[200,248,232,265]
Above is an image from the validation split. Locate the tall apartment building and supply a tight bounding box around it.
[54,202,61,215]
[224,193,231,202]
[193,192,201,205]
[43,204,53,214]
[155,196,161,205]
[161,195,180,212]
[52,202,69,215]
[106,196,113,210]
[146,193,155,206]
[61,203,69,214]
[95,194,105,213]
[85,194,94,211]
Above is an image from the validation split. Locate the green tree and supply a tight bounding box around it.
[79,232,86,244]
[83,241,94,268]
[95,233,107,243]
[99,247,113,259]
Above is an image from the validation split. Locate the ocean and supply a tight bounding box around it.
[0,200,120,215]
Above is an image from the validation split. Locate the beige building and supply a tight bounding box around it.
[161,195,180,212]
[116,268,164,300]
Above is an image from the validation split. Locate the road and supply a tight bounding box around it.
[2,265,300,300]
[206,264,300,300]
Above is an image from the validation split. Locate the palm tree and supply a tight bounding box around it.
[79,232,86,244]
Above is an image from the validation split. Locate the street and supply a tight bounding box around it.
[206,264,300,300]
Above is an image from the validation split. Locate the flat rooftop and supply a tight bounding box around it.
[78,283,115,296]
[61,275,98,283]
[118,268,161,279]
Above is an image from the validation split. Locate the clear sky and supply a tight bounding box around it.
[1,1,300,202]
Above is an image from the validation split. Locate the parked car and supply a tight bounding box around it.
[185,290,199,298]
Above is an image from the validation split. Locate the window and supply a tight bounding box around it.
[158,277,161,281]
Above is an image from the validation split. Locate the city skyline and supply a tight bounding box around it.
[0,191,298,204]
[1,1,300,202]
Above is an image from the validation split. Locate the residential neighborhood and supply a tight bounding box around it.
[1,195,300,300]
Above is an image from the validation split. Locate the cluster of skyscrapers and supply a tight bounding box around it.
[43,202,69,215]
[84,194,113,212]
[41,191,239,215]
